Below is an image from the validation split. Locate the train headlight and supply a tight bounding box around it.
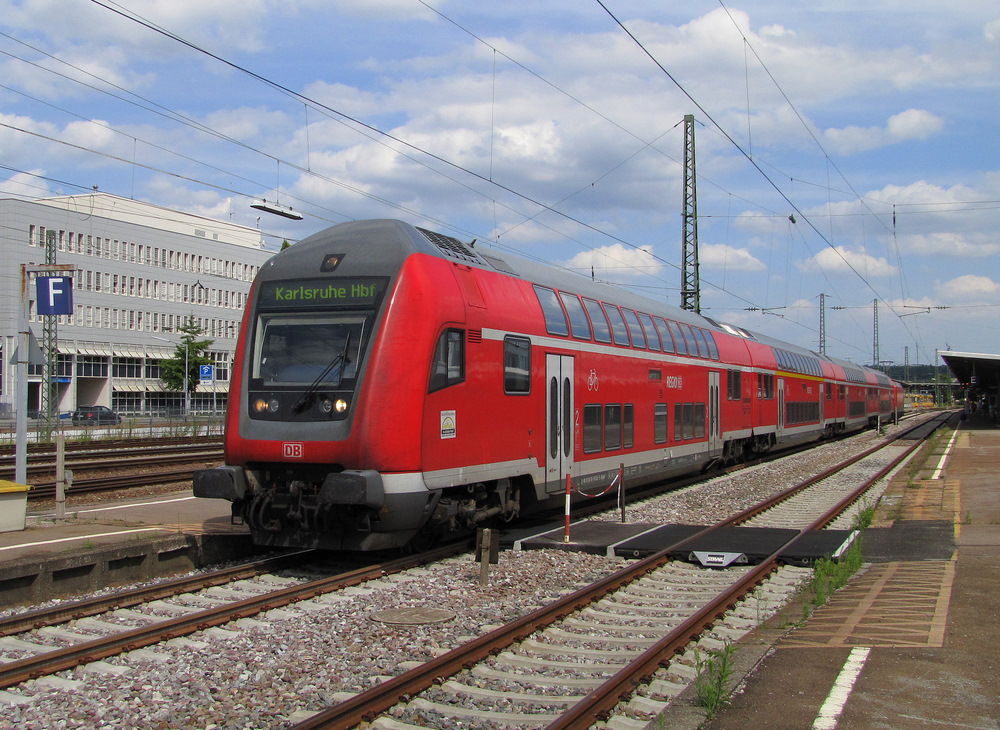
[335,398,349,413]
[253,398,280,414]
[319,396,333,414]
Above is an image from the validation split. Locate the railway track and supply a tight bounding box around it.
[0,438,224,500]
[0,544,468,693]
[292,412,950,729]
[0,413,948,726]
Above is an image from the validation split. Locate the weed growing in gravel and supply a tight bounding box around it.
[693,640,737,718]
[808,536,865,609]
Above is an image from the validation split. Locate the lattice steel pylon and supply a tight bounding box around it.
[39,229,60,440]
[681,114,700,313]
[872,298,880,368]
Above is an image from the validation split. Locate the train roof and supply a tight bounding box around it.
[283,219,897,386]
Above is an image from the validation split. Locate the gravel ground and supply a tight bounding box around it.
[2,423,916,729]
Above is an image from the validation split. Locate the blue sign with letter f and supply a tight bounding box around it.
[36,276,74,315]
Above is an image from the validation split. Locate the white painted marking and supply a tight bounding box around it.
[0,528,170,553]
[35,495,196,519]
[931,428,959,480]
[812,646,871,730]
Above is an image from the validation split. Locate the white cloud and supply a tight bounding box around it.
[985,18,1000,43]
[699,243,766,271]
[562,243,662,279]
[903,232,1000,257]
[935,274,999,300]
[0,170,51,198]
[797,245,896,276]
[822,109,944,155]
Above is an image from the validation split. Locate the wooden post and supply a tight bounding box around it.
[619,463,625,523]
[479,528,492,586]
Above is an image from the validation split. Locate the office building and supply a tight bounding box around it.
[0,192,274,418]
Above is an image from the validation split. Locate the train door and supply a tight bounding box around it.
[708,370,721,456]
[777,378,785,439]
[545,354,575,494]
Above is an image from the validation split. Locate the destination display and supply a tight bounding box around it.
[258,277,387,308]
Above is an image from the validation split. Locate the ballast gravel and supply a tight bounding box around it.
[2,423,911,729]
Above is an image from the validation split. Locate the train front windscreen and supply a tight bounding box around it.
[246,277,387,421]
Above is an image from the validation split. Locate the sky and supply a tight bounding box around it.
[1,0,998,369]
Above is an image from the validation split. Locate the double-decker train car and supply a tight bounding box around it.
[194,220,903,550]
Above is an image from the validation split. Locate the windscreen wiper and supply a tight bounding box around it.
[293,331,352,413]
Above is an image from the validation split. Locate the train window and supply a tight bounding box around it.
[428,328,465,393]
[563,379,572,458]
[638,313,662,351]
[758,373,774,399]
[654,403,668,444]
[694,403,706,438]
[728,370,742,400]
[559,292,592,340]
[583,404,603,453]
[684,403,695,439]
[692,328,710,358]
[533,285,569,337]
[683,324,704,357]
[549,377,559,459]
[604,404,622,450]
[583,298,612,343]
[654,317,675,354]
[674,403,684,440]
[254,312,366,385]
[701,329,720,360]
[503,336,531,394]
[667,320,687,355]
[621,309,646,349]
[624,404,634,448]
[602,304,631,346]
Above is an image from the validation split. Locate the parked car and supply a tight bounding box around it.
[72,405,121,426]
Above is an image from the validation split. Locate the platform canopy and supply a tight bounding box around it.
[938,350,1000,393]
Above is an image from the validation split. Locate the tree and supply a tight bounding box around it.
[159,317,214,399]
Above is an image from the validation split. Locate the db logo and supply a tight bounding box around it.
[282,442,304,458]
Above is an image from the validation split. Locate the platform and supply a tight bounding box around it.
[668,411,1000,729]
[0,492,253,608]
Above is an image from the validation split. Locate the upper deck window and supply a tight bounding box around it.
[638,313,662,351]
[559,292,592,340]
[602,303,630,346]
[654,317,675,354]
[682,323,703,357]
[668,320,688,355]
[533,285,569,337]
[621,309,647,349]
[702,329,720,360]
[583,298,612,343]
[692,327,711,359]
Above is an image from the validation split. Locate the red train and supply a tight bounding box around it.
[194,220,904,550]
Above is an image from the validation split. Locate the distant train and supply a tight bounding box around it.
[194,220,904,550]
[906,392,935,410]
